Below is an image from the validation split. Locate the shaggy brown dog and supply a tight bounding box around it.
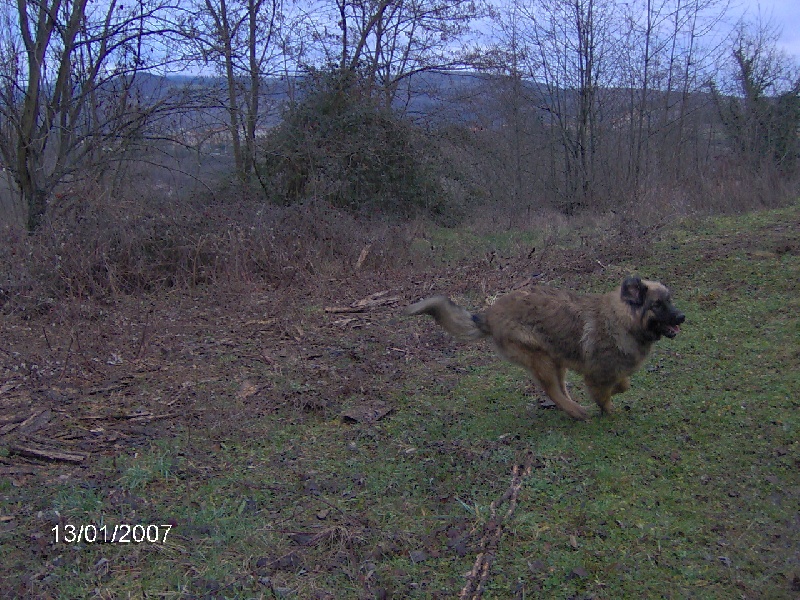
[405,277,685,420]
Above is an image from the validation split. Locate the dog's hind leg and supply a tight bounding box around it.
[538,364,589,420]
[503,344,588,421]
[611,377,630,394]
[586,381,617,415]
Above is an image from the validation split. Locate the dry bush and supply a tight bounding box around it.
[610,161,799,224]
[0,184,414,313]
[694,162,799,214]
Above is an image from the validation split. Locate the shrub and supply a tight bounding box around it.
[258,67,446,218]
[0,185,414,310]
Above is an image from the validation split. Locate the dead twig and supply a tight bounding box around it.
[58,333,75,383]
[42,326,53,352]
[136,310,152,360]
[324,290,400,314]
[460,451,535,600]
[79,410,177,422]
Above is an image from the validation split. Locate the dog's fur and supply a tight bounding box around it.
[405,277,685,420]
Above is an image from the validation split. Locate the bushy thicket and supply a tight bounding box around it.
[258,68,448,218]
[712,46,800,174]
[0,189,412,313]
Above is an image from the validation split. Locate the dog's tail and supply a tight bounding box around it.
[404,296,490,342]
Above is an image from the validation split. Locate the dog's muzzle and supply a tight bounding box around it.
[662,312,685,338]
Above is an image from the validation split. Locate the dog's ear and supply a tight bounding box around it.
[621,276,646,307]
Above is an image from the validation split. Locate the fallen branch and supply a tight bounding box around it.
[324,291,400,314]
[332,317,360,327]
[128,412,178,422]
[0,413,30,435]
[0,466,39,475]
[0,410,54,436]
[16,410,53,435]
[83,378,134,396]
[0,381,20,396]
[9,444,87,464]
[79,410,177,422]
[460,451,535,600]
[352,291,399,309]
[341,401,394,424]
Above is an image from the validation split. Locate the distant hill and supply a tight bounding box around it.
[124,70,716,133]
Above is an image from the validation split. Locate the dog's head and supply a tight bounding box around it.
[621,276,685,341]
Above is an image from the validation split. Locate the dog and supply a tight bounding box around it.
[405,276,685,420]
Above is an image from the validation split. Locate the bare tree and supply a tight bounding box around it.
[181,0,286,185]
[495,0,615,212]
[315,0,483,107]
[658,0,728,179]
[712,19,800,173]
[479,2,547,207]
[612,0,728,194]
[0,0,186,231]
[484,0,739,212]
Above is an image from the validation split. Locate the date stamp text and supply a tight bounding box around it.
[52,523,172,544]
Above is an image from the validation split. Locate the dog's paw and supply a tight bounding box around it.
[569,405,590,421]
[600,401,615,415]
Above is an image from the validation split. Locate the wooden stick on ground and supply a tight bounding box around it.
[9,445,87,464]
[460,451,535,600]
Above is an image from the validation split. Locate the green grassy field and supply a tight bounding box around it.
[1,205,798,598]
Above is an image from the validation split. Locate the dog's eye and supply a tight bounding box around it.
[653,300,664,309]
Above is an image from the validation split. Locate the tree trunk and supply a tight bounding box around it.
[26,189,48,232]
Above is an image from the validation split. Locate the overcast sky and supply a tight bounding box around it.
[742,0,800,57]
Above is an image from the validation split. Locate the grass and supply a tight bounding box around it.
[1,204,798,598]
